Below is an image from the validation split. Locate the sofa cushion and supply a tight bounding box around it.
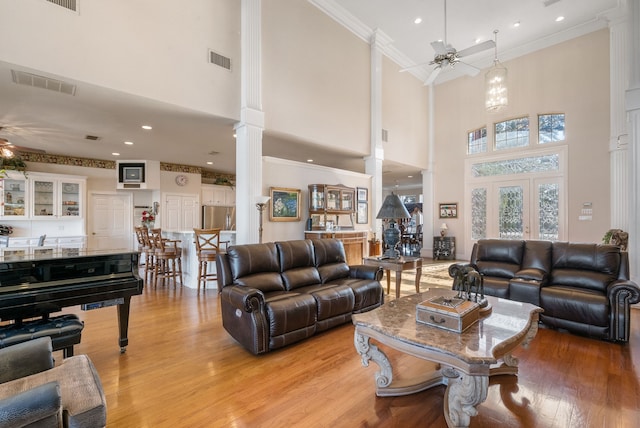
[473,239,524,279]
[550,243,620,293]
[308,285,355,321]
[265,293,317,338]
[227,243,285,292]
[520,240,552,279]
[329,278,384,312]
[276,240,315,270]
[540,286,609,327]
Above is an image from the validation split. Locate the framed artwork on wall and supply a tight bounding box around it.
[439,203,458,219]
[356,202,368,224]
[357,187,368,202]
[270,187,301,222]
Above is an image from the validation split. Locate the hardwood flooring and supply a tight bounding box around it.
[58,272,640,427]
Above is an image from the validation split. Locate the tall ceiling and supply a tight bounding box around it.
[0,0,619,189]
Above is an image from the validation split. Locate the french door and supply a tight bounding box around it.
[465,147,566,251]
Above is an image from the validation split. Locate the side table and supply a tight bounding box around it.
[433,236,455,260]
[362,256,422,299]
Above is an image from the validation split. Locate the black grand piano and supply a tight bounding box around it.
[0,249,144,352]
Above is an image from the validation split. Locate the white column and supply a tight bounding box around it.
[236,0,264,245]
[422,84,435,258]
[365,30,392,241]
[608,7,630,230]
[626,0,640,281]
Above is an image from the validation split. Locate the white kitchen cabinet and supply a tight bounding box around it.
[31,175,84,218]
[163,194,199,231]
[0,172,85,220]
[201,184,234,206]
[0,174,28,218]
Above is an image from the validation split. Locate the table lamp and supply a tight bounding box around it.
[376,193,411,258]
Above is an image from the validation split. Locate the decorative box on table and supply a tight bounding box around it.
[416,296,480,333]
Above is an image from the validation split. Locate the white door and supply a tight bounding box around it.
[163,194,199,230]
[89,193,132,249]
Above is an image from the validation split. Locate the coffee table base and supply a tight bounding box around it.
[354,323,537,428]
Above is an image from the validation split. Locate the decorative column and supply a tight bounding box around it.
[365,29,392,243]
[608,6,630,231]
[421,84,435,258]
[627,0,640,282]
[235,0,264,245]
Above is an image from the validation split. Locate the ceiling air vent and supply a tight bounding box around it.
[85,135,100,141]
[11,70,77,96]
[209,50,231,71]
[46,0,78,12]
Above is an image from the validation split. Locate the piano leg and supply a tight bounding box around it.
[117,297,132,353]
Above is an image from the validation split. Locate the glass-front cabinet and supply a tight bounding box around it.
[0,173,85,220]
[0,175,28,218]
[308,184,355,214]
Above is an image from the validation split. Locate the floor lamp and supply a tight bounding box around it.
[256,196,270,243]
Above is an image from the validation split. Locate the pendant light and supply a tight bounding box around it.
[485,30,508,112]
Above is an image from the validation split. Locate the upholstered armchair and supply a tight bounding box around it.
[0,337,62,427]
[0,337,107,428]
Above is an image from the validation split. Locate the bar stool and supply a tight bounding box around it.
[136,226,155,284]
[193,228,222,292]
[150,229,182,288]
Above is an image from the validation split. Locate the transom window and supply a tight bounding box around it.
[538,113,565,144]
[467,127,487,154]
[495,117,529,150]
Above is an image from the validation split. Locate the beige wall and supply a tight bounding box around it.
[262,157,371,243]
[434,29,610,258]
[262,0,370,155]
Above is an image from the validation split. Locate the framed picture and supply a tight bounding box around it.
[439,203,458,219]
[356,202,368,224]
[270,187,301,222]
[357,187,368,202]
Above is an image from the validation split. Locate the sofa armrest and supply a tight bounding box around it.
[0,337,55,384]
[349,265,383,281]
[607,279,640,342]
[0,381,61,428]
[220,285,265,313]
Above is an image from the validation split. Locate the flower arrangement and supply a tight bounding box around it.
[141,210,155,228]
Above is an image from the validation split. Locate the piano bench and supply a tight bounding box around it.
[0,314,84,358]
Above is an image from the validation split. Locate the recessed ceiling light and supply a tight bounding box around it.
[141,125,152,130]
[206,161,213,165]
[513,21,521,28]
[307,159,314,163]
[474,38,482,44]
[555,16,565,22]
[407,175,413,178]
[112,152,120,156]
[124,141,133,145]
[414,17,422,24]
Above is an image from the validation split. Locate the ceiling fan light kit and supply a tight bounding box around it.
[485,30,508,112]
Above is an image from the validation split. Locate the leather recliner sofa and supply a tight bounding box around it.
[216,239,384,355]
[451,239,640,342]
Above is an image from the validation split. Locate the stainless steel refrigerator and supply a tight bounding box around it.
[202,205,235,230]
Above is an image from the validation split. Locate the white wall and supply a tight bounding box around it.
[0,0,241,119]
[261,157,371,243]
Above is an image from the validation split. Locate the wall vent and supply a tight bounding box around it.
[209,50,231,70]
[382,129,389,142]
[46,0,78,12]
[85,135,100,141]
[11,70,77,96]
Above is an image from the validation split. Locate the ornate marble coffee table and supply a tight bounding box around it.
[352,288,543,428]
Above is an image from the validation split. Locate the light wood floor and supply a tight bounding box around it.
[58,271,640,428]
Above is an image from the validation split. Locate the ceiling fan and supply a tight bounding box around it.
[402,0,495,85]
[0,136,46,155]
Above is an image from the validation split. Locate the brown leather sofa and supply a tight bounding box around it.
[451,239,640,342]
[216,239,384,355]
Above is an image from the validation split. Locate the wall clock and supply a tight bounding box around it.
[175,174,188,186]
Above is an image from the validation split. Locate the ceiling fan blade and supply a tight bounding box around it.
[457,40,495,58]
[0,139,46,154]
[454,61,481,77]
[431,41,447,55]
[424,66,442,85]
